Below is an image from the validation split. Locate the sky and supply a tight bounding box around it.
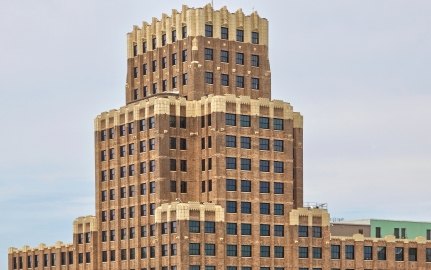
[1,0,430,267]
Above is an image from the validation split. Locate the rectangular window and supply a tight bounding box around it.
[240,158,251,170]
[298,247,308,258]
[149,160,155,172]
[274,140,284,152]
[241,180,251,192]
[172,53,177,65]
[274,225,284,237]
[298,225,308,237]
[152,60,157,72]
[251,77,259,89]
[260,224,270,236]
[170,180,176,192]
[162,33,167,46]
[331,245,340,259]
[394,228,400,239]
[241,201,251,214]
[170,137,177,149]
[260,246,270,257]
[240,115,250,127]
[162,79,167,91]
[226,179,237,191]
[259,138,270,150]
[274,161,284,173]
[152,83,157,94]
[172,30,177,42]
[259,160,270,172]
[133,67,138,78]
[240,136,251,149]
[226,157,237,169]
[236,29,244,42]
[236,52,244,65]
[205,221,215,233]
[345,245,355,260]
[205,24,213,37]
[252,31,259,44]
[426,248,431,262]
[143,41,147,53]
[227,245,237,256]
[260,203,270,214]
[364,246,373,260]
[205,48,213,60]
[241,223,252,235]
[221,50,229,62]
[259,117,269,129]
[179,116,186,128]
[180,181,187,193]
[427,229,431,240]
[182,73,188,85]
[312,226,322,238]
[260,181,270,193]
[182,49,187,62]
[227,223,237,235]
[251,54,260,67]
[236,75,244,88]
[395,247,404,261]
[221,74,229,86]
[143,64,148,75]
[225,113,236,126]
[241,245,252,257]
[312,247,322,259]
[205,72,214,84]
[205,243,216,256]
[179,138,187,150]
[226,201,237,213]
[189,220,201,233]
[221,27,229,39]
[152,37,156,49]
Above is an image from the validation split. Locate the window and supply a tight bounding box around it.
[120,166,126,178]
[260,224,270,236]
[260,203,270,215]
[171,221,177,233]
[119,146,125,157]
[226,157,236,169]
[101,170,107,181]
[274,182,284,194]
[259,160,270,172]
[395,247,404,261]
[205,24,213,37]
[182,49,187,62]
[108,148,115,160]
[108,128,114,139]
[190,266,200,270]
[100,130,107,141]
[251,54,259,67]
[138,140,145,153]
[331,245,341,259]
[189,220,200,233]
[161,244,168,256]
[140,183,146,195]
[140,204,146,216]
[152,37,156,49]
[226,179,236,191]
[251,77,259,89]
[133,67,138,78]
[226,114,236,126]
[427,229,431,240]
[150,203,155,215]
[274,204,284,215]
[426,248,431,262]
[394,228,400,239]
[241,201,251,214]
[149,138,155,150]
[274,246,284,258]
[152,60,157,72]
[236,75,244,88]
[260,181,270,193]
[170,180,176,192]
[172,53,177,65]
[162,33,167,46]
[259,117,269,129]
[171,243,177,255]
[205,48,213,60]
[149,181,156,193]
[205,244,216,256]
[143,41,147,53]
[236,29,244,42]
[240,115,250,127]
[172,30,177,42]
[101,190,107,202]
[236,53,244,65]
[205,221,215,233]
[170,137,176,149]
[189,243,200,255]
[376,246,386,260]
[241,223,252,235]
[149,116,155,129]
[274,225,284,237]
[299,247,308,258]
[140,162,146,174]
[299,226,308,237]
[241,180,251,192]
[274,118,284,130]
[312,226,322,238]
[180,116,186,128]
[143,86,148,97]
[162,79,167,91]
[221,50,229,62]
[181,25,187,38]
[101,150,107,161]
[274,161,284,173]
[180,160,187,171]
[345,245,355,260]
[205,72,213,84]
[227,245,237,256]
[312,247,322,259]
[241,158,251,170]
[139,119,146,131]
[140,247,147,259]
[180,181,187,193]
[180,138,187,150]
[221,27,229,39]
[364,246,373,260]
[240,245,252,257]
[240,137,251,149]
[252,31,259,44]
[152,82,157,94]
[227,223,237,235]
[226,201,237,213]
[260,246,270,257]
[259,138,270,150]
[143,64,148,75]
[221,74,229,86]
[274,140,284,152]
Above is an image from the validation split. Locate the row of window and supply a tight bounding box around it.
[77,232,91,244]
[133,27,261,56]
[204,72,260,89]
[330,244,425,262]
[12,252,74,269]
[226,223,285,237]
[101,203,156,222]
[226,114,284,130]
[226,136,284,151]
[204,48,260,66]
[100,160,156,180]
[226,158,284,173]
[226,179,285,194]
[100,116,190,141]
[226,201,285,215]
[101,182,155,201]
[204,25,260,44]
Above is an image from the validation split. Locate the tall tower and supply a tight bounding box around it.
[94,4,303,270]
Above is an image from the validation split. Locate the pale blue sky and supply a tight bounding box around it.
[1,0,431,267]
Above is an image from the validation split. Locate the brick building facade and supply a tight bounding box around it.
[8,4,431,270]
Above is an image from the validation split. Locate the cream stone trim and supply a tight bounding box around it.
[293,112,303,128]
[95,94,298,131]
[73,215,98,233]
[331,234,431,244]
[127,4,268,56]
[155,201,225,223]
[288,208,330,227]
[8,242,73,254]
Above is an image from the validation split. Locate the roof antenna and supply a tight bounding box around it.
[211,0,214,7]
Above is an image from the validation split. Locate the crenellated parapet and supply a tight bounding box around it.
[155,201,225,223]
[127,4,268,58]
[95,94,301,131]
[8,241,72,254]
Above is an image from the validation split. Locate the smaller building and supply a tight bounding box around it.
[332,218,431,240]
